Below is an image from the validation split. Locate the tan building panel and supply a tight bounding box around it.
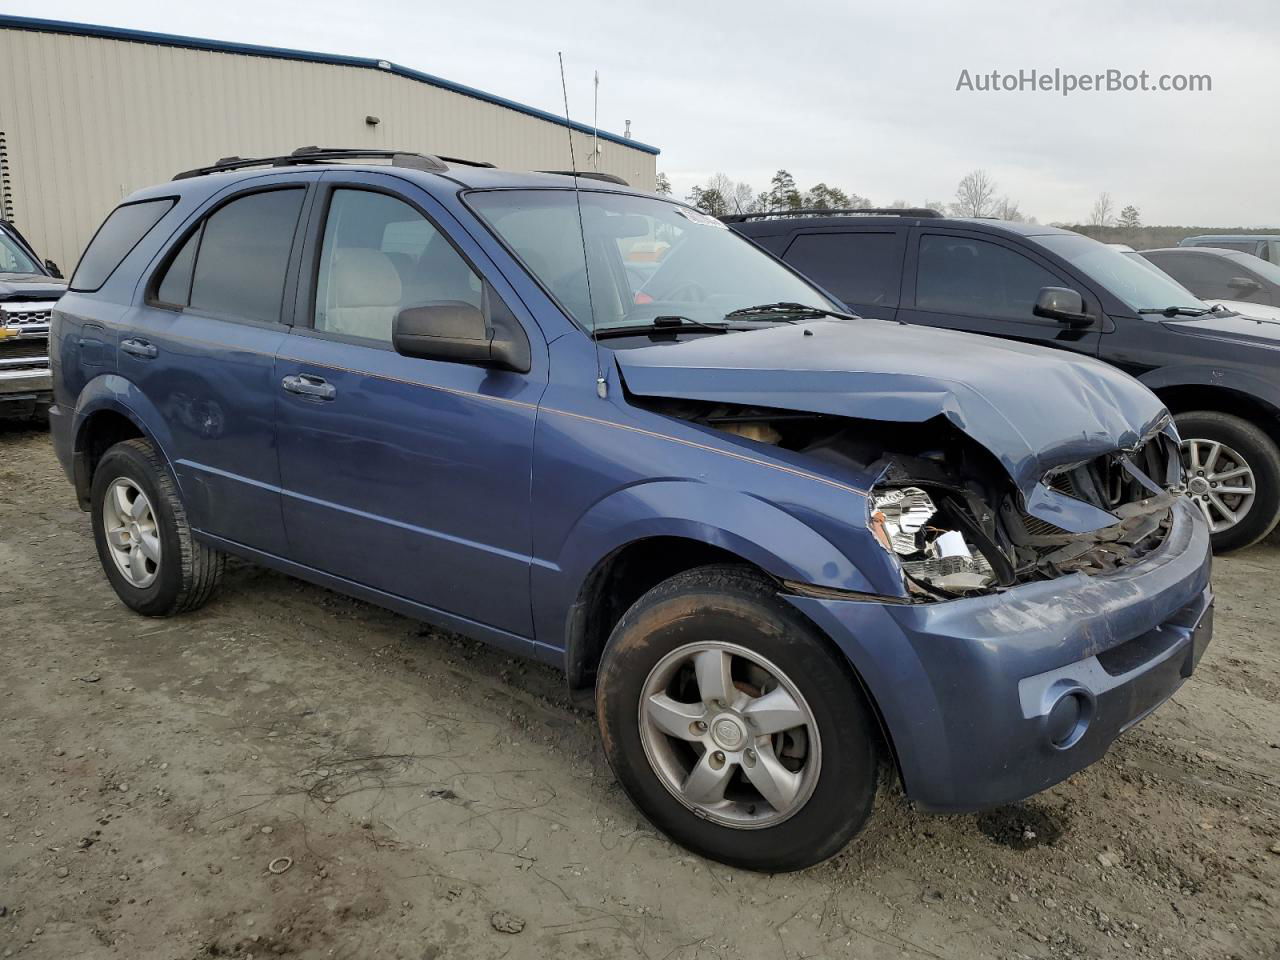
[0,18,658,267]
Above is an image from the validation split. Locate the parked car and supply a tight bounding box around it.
[1122,249,1280,323]
[1137,246,1280,308]
[50,150,1212,871]
[1,219,65,418]
[727,210,1280,551]
[1179,234,1280,264]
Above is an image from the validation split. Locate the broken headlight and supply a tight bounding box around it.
[870,486,995,594]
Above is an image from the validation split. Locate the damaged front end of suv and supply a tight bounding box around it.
[638,395,1182,601]
[865,419,1182,600]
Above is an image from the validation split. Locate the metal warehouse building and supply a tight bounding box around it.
[0,14,660,270]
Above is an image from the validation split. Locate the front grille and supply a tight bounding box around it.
[0,340,48,361]
[3,308,52,324]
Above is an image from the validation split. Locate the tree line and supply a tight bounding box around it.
[660,168,1147,230]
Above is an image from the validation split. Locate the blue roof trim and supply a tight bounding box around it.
[0,14,661,157]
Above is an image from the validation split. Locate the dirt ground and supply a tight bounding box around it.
[1,420,1278,960]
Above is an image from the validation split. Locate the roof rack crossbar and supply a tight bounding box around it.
[173,145,475,180]
[537,170,629,186]
[720,207,943,223]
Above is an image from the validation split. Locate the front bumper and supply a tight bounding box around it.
[786,497,1212,812]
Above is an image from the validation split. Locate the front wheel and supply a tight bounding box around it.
[595,565,880,872]
[1176,411,1280,552]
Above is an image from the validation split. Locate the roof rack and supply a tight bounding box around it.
[537,170,629,186]
[173,145,488,180]
[720,207,943,223]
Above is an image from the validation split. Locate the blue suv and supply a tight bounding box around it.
[50,148,1213,871]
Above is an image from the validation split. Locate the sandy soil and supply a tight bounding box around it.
[1,420,1278,960]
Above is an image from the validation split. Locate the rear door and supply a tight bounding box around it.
[274,171,546,647]
[898,228,1102,357]
[779,227,906,320]
[126,174,316,555]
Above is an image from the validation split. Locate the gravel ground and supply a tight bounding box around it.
[1,420,1278,960]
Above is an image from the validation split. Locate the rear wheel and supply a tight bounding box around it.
[1176,411,1280,552]
[595,565,879,872]
[90,438,224,616]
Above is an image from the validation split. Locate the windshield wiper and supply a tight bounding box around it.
[1138,305,1213,318]
[593,315,731,339]
[723,301,859,321]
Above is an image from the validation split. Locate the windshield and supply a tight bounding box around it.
[467,189,834,331]
[1033,232,1210,313]
[0,228,41,275]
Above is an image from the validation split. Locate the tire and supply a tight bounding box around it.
[90,438,224,616]
[595,565,879,872]
[1176,411,1280,552]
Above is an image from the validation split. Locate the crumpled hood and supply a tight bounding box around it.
[615,319,1170,528]
[0,273,66,300]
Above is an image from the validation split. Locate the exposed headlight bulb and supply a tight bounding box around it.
[871,486,937,555]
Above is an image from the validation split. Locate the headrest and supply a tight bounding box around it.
[328,248,402,307]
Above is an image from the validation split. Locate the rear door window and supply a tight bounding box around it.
[153,189,305,323]
[915,234,1061,320]
[784,231,902,311]
[70,198,175,292]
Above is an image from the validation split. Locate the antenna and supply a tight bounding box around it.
[559,52,607,399]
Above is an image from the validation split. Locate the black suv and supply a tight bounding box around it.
[1,220,65,419]
[727,209,1280,551]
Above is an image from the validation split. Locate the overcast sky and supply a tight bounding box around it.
[8,0,1278,225]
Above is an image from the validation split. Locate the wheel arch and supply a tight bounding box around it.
[1142,371,1280,446]
[71,375,176,509]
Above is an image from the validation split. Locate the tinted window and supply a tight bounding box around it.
[188,190,304,323]
[314,189,482,343]
[785,232,900,308]
[154,229,199,306]
[916,235,1062,320]
[70,199,175,292]
[1143,252,1259,302]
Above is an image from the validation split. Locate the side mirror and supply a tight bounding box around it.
[1033,286,1093,327]
[44,259,63,279]
[1227,276,1263,296]
[392,301,527,371]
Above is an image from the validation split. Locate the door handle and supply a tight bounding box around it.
[281,373,336,401]
[120,337,158,360]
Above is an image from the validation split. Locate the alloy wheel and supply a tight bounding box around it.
[637,641,821,829]
[1181,437,1256,533]
[102,477,162,588]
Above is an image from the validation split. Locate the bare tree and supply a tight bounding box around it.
[992,196,1024,221]
[1089,192,1114,227]
[953,169,998,218]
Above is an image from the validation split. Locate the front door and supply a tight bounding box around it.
[898,229,1102,357]
[275,173,545,646]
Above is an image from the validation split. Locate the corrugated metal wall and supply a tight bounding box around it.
[0,27,658,269]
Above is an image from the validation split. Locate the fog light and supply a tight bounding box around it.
[1044,688,1093,749]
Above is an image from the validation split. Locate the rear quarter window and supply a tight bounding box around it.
[70,198,176,292]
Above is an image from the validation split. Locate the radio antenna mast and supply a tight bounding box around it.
[559,53,606,399]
